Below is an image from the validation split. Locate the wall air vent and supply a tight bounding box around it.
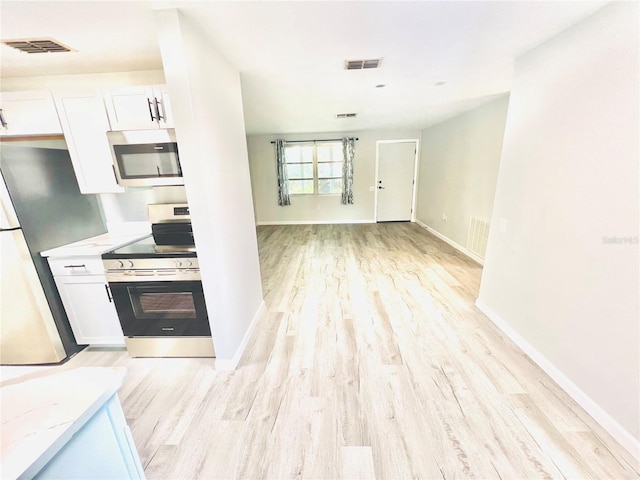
[2,38,74,54]
[335,113,357,119]
[345,58,382,70]
[467,216,491,259]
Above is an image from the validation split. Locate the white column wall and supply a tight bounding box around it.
[478,2,639,454]
[154,9,264,367]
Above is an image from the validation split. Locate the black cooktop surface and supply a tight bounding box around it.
[102,235,197,259]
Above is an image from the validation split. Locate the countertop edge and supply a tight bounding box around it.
[2,367,127,480]
[41,232,150,257]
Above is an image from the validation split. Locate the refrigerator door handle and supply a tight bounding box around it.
[1,175,21,229]
[1,203,21,228]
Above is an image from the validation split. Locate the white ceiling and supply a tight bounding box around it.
[0,1,609,135]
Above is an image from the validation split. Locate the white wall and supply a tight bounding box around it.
[99,186,187,232]
[0,70,165,91]
[415,95,509,256]
[248,129,421,224]
[478,2,639,456]
[155,9,264,368]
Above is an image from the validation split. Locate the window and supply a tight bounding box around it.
[285,143,343,195]
[284,145,314,194]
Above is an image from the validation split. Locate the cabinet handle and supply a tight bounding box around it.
[64,264,86,268]
[154,97,164,122]
[0,108,7,128]
[104,284,113,303]
[147,98,156,122]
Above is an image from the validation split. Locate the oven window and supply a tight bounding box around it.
[130,289,196,319]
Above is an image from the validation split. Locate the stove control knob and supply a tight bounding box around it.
[116,260,124,269]
[127,260,134,268]
[176,260,183,268]
[186,260,193,268]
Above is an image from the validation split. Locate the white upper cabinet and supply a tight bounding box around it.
[53,90,124,194]
[104,85,173,130]
[0,91,63,136]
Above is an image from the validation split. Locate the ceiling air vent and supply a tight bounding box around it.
[2,38,74,54]
[335,113,357,119]
[345,58,382,70]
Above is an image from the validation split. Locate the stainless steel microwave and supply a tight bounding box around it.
[107,129,184,187]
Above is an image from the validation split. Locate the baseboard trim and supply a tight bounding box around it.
[414,220,484,265]
[475,299,640,462]
[214,300,266,371]
[256,219,376,226]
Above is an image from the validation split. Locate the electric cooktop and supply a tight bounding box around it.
[102,235,197,259]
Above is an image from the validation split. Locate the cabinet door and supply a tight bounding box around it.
[104,85,173,130]
[154,84,174,128]
[53,91,124,194]
[0,91,62,136]
[54,275,125,346]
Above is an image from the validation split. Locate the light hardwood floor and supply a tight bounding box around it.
[65,223,638,479]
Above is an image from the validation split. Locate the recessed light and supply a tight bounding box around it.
[435,81,446,86]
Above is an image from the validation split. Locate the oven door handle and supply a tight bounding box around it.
[106,270,201,282]
[129,270,174,276]
[109,270,176,277]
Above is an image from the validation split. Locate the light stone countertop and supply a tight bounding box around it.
[0,367,126,480]
[40,231,150,257]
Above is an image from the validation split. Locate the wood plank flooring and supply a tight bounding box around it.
[64,223,639,479]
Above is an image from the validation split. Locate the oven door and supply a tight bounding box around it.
[109,280,210,337]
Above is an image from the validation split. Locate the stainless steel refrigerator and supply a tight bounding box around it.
[1,145,107,365]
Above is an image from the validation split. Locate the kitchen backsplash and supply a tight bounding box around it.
[99,185,188,225]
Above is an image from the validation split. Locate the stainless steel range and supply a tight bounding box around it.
[102,203,215,358]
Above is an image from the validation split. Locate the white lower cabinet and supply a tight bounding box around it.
[34,394,144,480]
[49,256,124,346]
[3,368,145,479]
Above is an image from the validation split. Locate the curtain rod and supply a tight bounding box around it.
[270,138,358,144]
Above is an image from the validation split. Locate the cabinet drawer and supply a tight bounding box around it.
[48,256,106,276]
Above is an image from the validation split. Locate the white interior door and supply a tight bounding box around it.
[376,141,417,222]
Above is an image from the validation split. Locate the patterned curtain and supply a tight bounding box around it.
[275,139,290,206]
[342,137,355,205]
